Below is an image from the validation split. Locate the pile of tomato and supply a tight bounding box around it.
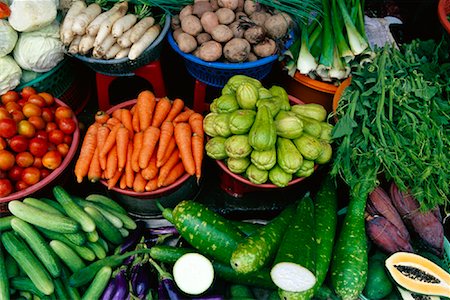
[0,87,77,197]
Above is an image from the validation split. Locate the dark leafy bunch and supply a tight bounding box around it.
[332,37,450,211]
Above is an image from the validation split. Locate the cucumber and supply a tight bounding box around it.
[60,267,80,300]
[83,206,123,245]
[8,201,80,234]
[230,284,254,299]
[97,237,109,253]
[363,252,392,299]
[23,198,63,216]
[98,205,136,230]
[39,199,65,214]
[0,216,13,231]
[85,194,126,215]
[0,242,10,300]
[62,232,86,246]
[86,241,106,259]
[1,231,54,295]
[231,205,295,274]
[80,266,112,300]
[171,200,245,264]
[150,245,276,289]
[271,198,316,294]
[160,206,174,223]
[10,277,45,298]
[53,186,96,233]
[72,198,124,229]
[230,221,263,236]
[53,278,70,300]
[5,252,19,278]
[86,230,99,243]
[10,218,61,278]
[49,240,86,273]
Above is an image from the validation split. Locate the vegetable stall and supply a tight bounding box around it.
[0,0,449,300]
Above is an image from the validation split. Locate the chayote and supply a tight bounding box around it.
[213,113,232,137]
[222,83,235,95]
[293,134,323,161]
[248,106,277,151]
[277,137,303,174]
[258,87,273,99]
[269,164,293,187]
[315,141,332,164]
[203,112,219,137]
[319,122,334,142]
[256,97,281,118]
[291,103,327,122]
[229,109,256,135]
[269,85,290,111]
[250,147,276,170]
[215,94,240,113]
[236,82,259,110]
[274,111,304,139]
[227,75,262,91]
[225,135,252,158]
[295,160,315,178]
[245,164,269,184]
[210,99,219,113]
[205,137,228,160]
[226,157,251,174]
[296,115,322,138]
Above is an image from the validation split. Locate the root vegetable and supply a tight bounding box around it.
[175,33,197,53]
[105,43,122,59]
[115,47,130,59]
[253,38,276,57]
[215,8,235,25]
[236,0,244,12]
[264,13,289,39]
[72,3,102,36]
[218,0,239,10]
[86,10,109,36]
[223,38,250,62]
[61,1,86,45]
[68,35,82,54]
[192,1,214,18]
[112,14,137,38]
[179,5,193,21]
[171,15,181,30]
[235,12,248,21]
[94,2,128,47]
[210,0,219,10]
[129,24,161,60]
[173,28,184,41]
[92,47,103,59]
[244,25,266,44]
[244,0,261,16]
[181,15,203,37]
[129,16,155,43]
[117,28,133,48]
[197,40,222,61]
[247,52,257,61]
[250,11,267,27]
[200,11,219,34]
[79,34,95,55]
[196,32,212,45]
[96,35,117,57]
[229,21,246,38]
[211,24,233,42]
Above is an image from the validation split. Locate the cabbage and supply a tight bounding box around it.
[13,22,64,72]
[8,0,57,32]
[0,20,18,57]
[0,55,22,95]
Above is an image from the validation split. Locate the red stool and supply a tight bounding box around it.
[96,60,167,111]
[193,80,210,114]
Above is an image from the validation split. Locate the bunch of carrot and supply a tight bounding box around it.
[74,90,204,193]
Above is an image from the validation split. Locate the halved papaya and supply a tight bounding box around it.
[396,286,440,300]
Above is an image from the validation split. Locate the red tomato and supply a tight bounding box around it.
[17,120,36,139]
[0,118,17,138]
[21,167,40,185]
[8,165,23,181]
[5,101,21,113]
[0,179,13,197]
[8,135,29,153]
[40,168,51,179]
[41,108,54,122]
[48,129,64,145]
[55,106,73,120]
[28,116,46,130]
[22,103,42,118]
[63,135,72,145]
[42,150,62,170]
[38,92,54,106]
[15,152,34,168]
[35,130,48,140]
[17,99,27,107]
[0,108,11,120]
[29,138,48,157]
[45,122,58,132]
[32,157,42,168]
[27,95,46,107]
[0,150,15,171]
[1,91,19,105]
[15,180,29,192]
[10,110,25,123]
[21,86,37,100]
[57,143,69,157]
[0,137,6,150]
[57,118,76,135]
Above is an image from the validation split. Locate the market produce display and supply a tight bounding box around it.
[74,91,204,192]
[204,75,333,187]
[0,88,77,197]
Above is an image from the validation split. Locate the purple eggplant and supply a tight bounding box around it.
[119,221,146,254]
[130,263,152,299]
[101,277,118,300]
[148,258,181,300]
[158,281,169,300]
[192,296,224,300]
[148,226,178,236]
[112,270,128,300]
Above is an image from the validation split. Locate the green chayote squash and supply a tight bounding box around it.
[269,164,292,187]
[205,137,228,160]
[295,160,315,178]
[319,122,334,142]
[256,98,281,117]
[274,111,304,139]
[295,115,322,138]
[213,113,232,137]
[277,137,303,174]
[245,164,268,184]
[293,134,323,161]
[222,83,235,95]
[215,94,239,113]
[227,75,262,91]
[229,110,256,135]
[236,82,259,110]
[226,157,251,174]
[315,141,332,164]
[248,106,277,151]
[210,99,219,113]
[225,135,252,158]
[291,103,327,122]
[250,148,276,170]
[258,87,272,99]
[269,85,290,111]
[203,112,219,137]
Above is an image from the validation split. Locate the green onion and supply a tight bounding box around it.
[297,26,318,75]
[319,0,334,68]
[336,0,368,55]
[257,0,322,24]
[331,0,354,62]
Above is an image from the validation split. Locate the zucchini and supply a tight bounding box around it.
[5,252,19,278]
[230,221,263,236]
[85,194,126,215]
[230,284,254,299]
[53,186,96,233]
[86,241,106,259]
[49,240,86,273]
[171,200,245,264]
[72,198,124,229]
[0,216,13,231]
[10,277,45,298]
[1,231,54,295]
[10,218,61,278]
[80,266,112,300]
[231,205,295,274]
[83,206,123,245]
[150,245,276,289]
[0,242,9,300]
[271,198,316,296]
[86,230,99,243]
[23,198,63,216]
[53,278,70,300]
[8,201,80,234]
[39,198,65,214]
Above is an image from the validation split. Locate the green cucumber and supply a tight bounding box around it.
[23,198,63,216]
[0,242,9,300]
[271,198,315,296]
[0,216,13,231]
[230,284,254,299]
[83,206,123,245]
[231,205,295,274]
[5,252,19,278]
[85,194,126,214]
[49,240,86,273]
[11,218,61,278]
[98,205,136,230]
[150,245,276,289]
[80,266,112,300]
[118,228,129,237]
[279,289,314,300]
[62,232,86,246]
[86,241,106,259]
[363,252,392,299]
[230,221,263,236]
[60,267,80,300]
[8,201,80,234]
[39,199,65,214]
[1,231,54,295]
[86,230,99,243]
[171,200,245,264]
[10,277,45,298]
[73,198,124,229]
[53,186,96,233]
[53,278,70,300]
[97,238,109,253]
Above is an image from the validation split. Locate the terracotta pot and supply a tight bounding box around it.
[438,0,450,34]
[332,77,352,119]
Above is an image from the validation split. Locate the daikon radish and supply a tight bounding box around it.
[79,34,95,54]
[72,3,102,35]
[115,47,130,59]
[128,24,161,60]
[112,14,137,38]
[117,28,133,48]
[68,35,82,54]
[105,43,122,59]
[86,10,110,36]
[92,47,103,59]
[94,2,128,47]
[61,1,86,45]
[96,35,117,57]
[129,16,155,43]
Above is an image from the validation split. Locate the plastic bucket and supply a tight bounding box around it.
[438,0,450,34]
[332,77,352,120]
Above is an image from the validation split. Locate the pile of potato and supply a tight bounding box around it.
[171,0,293,63]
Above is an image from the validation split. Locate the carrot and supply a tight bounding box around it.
[119,173,127,190]
[106,117,121,130]
[145,178,158,192]
[188,113,204,138]
[105,146,118,180]
[121,109,133,134]
[137,90,156,131]
[138,126,160,170]
[133,172,147,193]
[141,152,158,180]
[164,98,184,123]
[173,109,195,124]
[129,16,155,43]
[157,149,180,187]
[128,24,161,60]
[107,169,122,190]
[95,111,110,124]
[191,134,204,183]
[132,107,140,132]
[112,13,137,38]
[74,123,98,183]
[99,123,120,170]
[161,162,185,187]
[87,147,102,183]
[125,141,134,188]
[131,132,143,172]
[151,97,172,128]
[156,121,174,164]
[158,137,177,168]
[112,109,123,121]
[116,126,129,172]
[174,123,195,176]
[96,125,110,164]
[72,3,102,35]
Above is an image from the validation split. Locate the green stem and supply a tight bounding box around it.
[319,0,334,67]
[148,258,173,280]
[331,0,354,61]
